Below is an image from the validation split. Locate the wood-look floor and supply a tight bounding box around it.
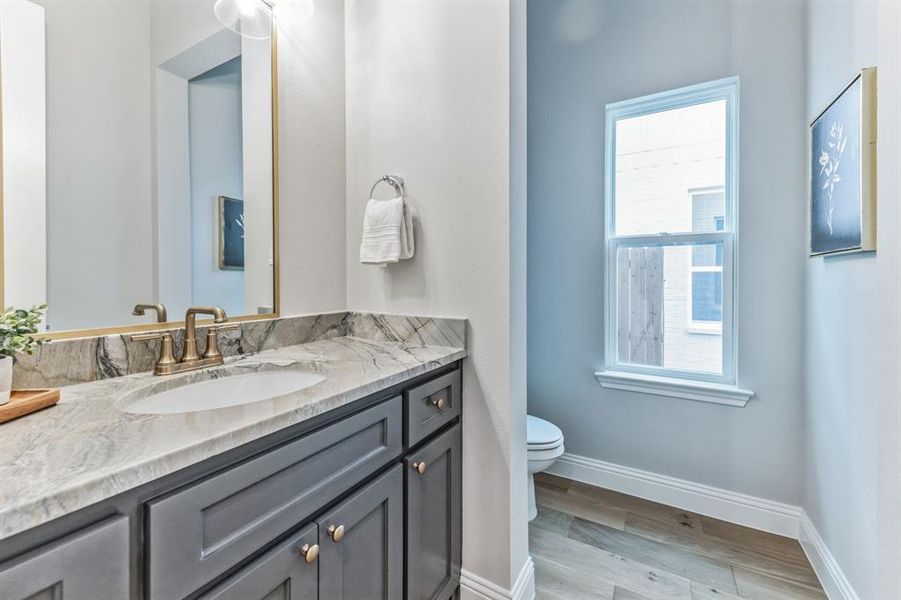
[530,473,826,600]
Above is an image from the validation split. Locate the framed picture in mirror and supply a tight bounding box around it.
[218,196,245,271]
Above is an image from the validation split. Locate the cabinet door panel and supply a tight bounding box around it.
[318,465,403,600]
[405,425,461,600]
[198,524,318,600]
[147,397,401,600]
[0,516,129,600]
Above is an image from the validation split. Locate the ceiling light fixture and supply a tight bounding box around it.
[213,0,274,40]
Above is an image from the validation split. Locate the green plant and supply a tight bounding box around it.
[0,304,49,359]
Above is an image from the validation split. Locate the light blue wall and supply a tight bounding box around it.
[527,0,807,503]
[805,2,878,597]
[188,57,244,316]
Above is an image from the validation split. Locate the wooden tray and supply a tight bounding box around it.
[0,388,60,424]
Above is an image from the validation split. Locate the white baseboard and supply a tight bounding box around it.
[548,453,801,537]
[800,511,860,600]
[547,452,860,600]
[461,557,535,600]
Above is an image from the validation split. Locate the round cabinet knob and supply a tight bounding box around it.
[327,524,345,542]
[431,396,446,410]
[299,543,320,563]
[413,461,428,475]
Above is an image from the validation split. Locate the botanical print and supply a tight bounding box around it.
[817,122,847,235]
[810,76,862,255]
[218,196,245,270]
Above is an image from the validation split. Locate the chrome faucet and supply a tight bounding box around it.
[131,306,238,375]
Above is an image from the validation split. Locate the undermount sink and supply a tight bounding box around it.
[119,369,325,415]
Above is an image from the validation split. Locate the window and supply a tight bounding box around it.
[689,189,725,333]
[601,78,741,394]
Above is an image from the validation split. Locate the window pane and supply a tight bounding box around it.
[692,244,721,267]
[614,100,726,236]
[615,243,723,374]
[691,271,723,322]
[691,191,725,233]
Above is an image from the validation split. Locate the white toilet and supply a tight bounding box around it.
[527,415,565,521]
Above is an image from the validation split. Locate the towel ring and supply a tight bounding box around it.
[369,175,405,199]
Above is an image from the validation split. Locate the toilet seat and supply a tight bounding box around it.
[527,415,563,451]
[527,444,565,463]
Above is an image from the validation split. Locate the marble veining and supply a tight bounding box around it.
[0,333,466,540]
[12,312,465,389]
[346,312,467,348]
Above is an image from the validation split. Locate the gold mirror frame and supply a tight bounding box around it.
[0,23,280,340]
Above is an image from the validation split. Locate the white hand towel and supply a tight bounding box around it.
[360,196,414,265]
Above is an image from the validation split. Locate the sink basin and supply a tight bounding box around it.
[120,369,325,415]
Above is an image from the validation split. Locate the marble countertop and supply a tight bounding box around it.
[0,336,466,540]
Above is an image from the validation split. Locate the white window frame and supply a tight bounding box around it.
[687,187,725,336]
[597,77,753,406]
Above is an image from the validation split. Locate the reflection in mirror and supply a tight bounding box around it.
[0,0,276,333]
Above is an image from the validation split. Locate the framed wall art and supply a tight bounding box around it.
[810,67,877,257]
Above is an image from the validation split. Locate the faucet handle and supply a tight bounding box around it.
[203,323,239,360]
[130,331,172,342]
[130,331,177,370]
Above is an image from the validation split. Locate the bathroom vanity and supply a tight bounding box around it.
[0,319,466,600]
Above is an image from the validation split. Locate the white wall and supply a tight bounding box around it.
[528,0,807,505]
[509,0,530,592]
[345,0,529,593]
[36,0,155,331]
[0,0,47,321]
[804,1,886,597]
[276,0,347,316]
[876,4,901,597]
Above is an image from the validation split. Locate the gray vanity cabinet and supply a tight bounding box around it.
[197,524,319,600]
[318,464,404,600]
[404,424,462,600]
[0,364,463,600]
[0,516,129,600]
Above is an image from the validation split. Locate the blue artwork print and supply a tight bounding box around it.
[810,76,862,255]
[218,196,245,270]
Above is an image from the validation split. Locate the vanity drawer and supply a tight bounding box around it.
[146,397,402,600]
[405,369,461,447]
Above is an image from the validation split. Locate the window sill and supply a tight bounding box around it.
[594,370,755,407]
[686,323,723,336]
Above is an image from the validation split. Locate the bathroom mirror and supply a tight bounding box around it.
[0,0,278,336]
